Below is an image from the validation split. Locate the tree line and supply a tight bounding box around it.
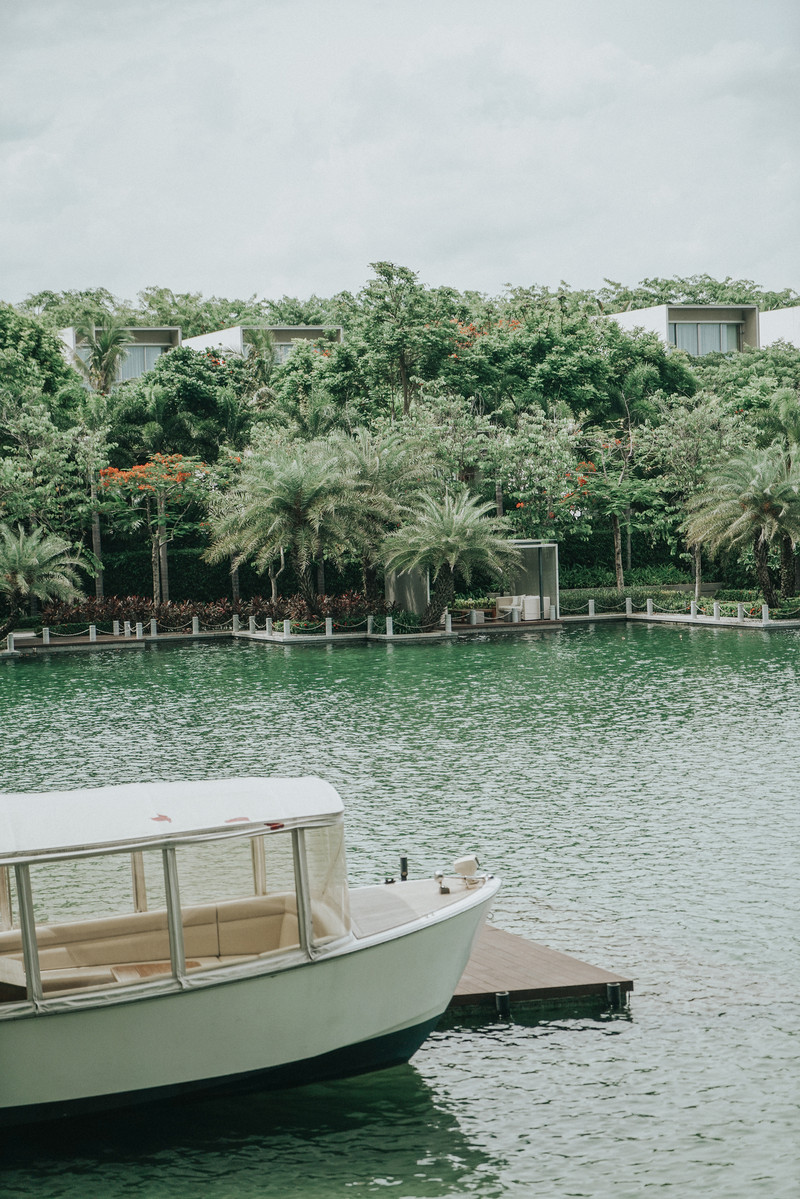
[1,263,800,632]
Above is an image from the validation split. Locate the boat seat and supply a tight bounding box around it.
[0,953,26,1001]
[0,893,303,982]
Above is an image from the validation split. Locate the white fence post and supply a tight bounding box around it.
[150,619,157,638]
[646,598,653,616]
[283,619,291,637]
[386,616,394,637]
[762,604,769,625]
[113,620,120,636]
[6,634,14,652]
[265,617,273,636]
[325,617,333,637]
[511,608,520,622]
[135,622,143,640]
[249,616,256,633]
[43,627,51,645]
[124,621,132,637]
[737,603,745,621]
[690,601,697,618]
[367,615,374,635]
[625,598,633,616]
[588,599,595,617]
[445,613,452,633]
[192,617,200,635]
[232,615,240,633]
[713,602,720,620]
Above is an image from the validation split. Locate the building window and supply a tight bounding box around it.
[668,323,740,356]
[118,345,166,382]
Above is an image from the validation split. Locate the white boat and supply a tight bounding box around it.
[0,777,498,1126]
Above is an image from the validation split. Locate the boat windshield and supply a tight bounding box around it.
[0,821,351,1005]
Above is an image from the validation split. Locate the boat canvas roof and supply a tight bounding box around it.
[0,777,344,864]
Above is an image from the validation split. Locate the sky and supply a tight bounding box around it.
[1,0,798,305]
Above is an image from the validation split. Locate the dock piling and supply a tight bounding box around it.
[265,618,273,636]
[495,990,511,1018]
[192,617,200,635]
[43,627,51,645]
[325,617,333,637]
[606,981,623,1009]
[150,619,157,638]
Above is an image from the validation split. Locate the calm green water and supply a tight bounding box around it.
[1,626,798,1198]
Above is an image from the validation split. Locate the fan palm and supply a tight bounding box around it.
[383,491,520,628]
[686,446,800,607]
[764,389,800,597]
[330,427,435,597]
[0,524,84,638]
[205,442,356,603]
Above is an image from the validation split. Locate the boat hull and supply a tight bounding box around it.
[0,882,497,1126]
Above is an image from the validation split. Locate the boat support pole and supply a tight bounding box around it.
[0,866,12,930]
[162,847,187,985]
[14,865,43,1008]
[131,852,148,912]
[291,830,315,959]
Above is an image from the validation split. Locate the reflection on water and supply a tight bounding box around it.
[1,1065,499,1199]
[1,626,799,1197]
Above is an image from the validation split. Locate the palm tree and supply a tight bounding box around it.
[686,447,800,608]
[763,389,800,597]
[205,442,355,603]
[330,427,435,598]
[383,491,520,628]
[73,317,133,394]
[0,524,84,639]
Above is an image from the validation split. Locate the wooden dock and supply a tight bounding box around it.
[447,925,633,1017]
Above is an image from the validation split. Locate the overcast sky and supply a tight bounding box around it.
[1,0,798,304]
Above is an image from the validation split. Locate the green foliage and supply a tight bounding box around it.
[597,275,800,314]
[111,347,234,463]
[0,523,85,636]
[559,563,690,588]
[6,270,800,606]
[0,304,76,397]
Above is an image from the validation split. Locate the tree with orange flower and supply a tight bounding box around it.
[100,453,207,603]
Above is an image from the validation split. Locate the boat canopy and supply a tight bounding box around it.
[0,777,344,864]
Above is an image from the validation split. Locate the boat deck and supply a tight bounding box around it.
[449,924,633,1016]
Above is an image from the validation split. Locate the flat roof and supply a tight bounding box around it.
[0,777,343,863]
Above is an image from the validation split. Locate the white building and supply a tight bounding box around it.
[759,307,800,349]
[59,326,182,383]
[182,325,343,363]
[605,304,760,356]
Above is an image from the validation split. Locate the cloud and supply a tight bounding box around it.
[1,0,797,302]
